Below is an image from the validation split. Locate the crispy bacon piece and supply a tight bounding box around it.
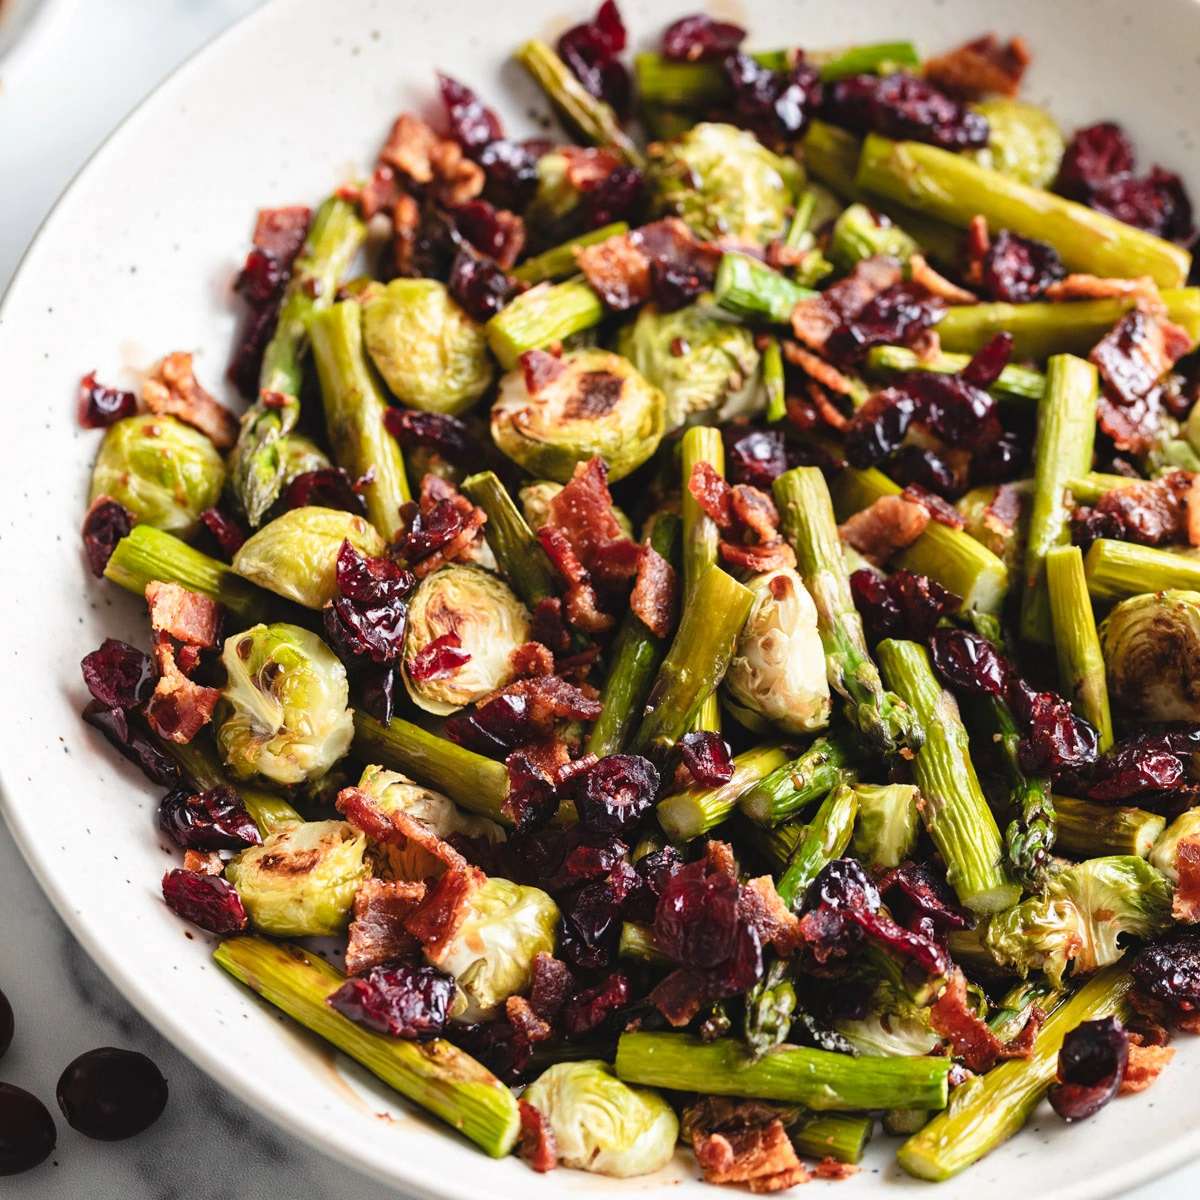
[480,674,603,736]
[1119,1041,1176,1093]
[688,461,735,527]
[379,113,485,205]
[731,486,781,542]
[144,652,220,744]
[902,483,968,529]
[738,876,802,957]
[1174,837,1200,922]
[930,968,1044,1072]
[538,526,614,633]
[685,1098,810,1193]
[345,879,427,974]
[337,786,469,881]
[518,1100,558,1173]
[719,539,796,572]
[404,864,487,955]
[814,1159,862,1180]
[143,352,238,448]
[521,348,567,393]
[506,994,553,1043]
[781,342,861,396]
[649,967,713,1027]
[252,205,311,260]
[145,581,221,648]
[1093,475,1191,546]
[546,458,642,585]
[630,545,678,638]
[909,253,978,304]
[688,463,795,571]
[510,641,555,678]
[1091,306,1193,409]
[791,256,903,350]
[963,215,991,287]
[1045,274,1161,304]
[838,495,930,563]
[923,34,1030,100]
[182,849,223,876]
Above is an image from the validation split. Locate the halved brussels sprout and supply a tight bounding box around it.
[89,413,225,538]
[523,1061,679,1177]
[1100,590,1200,722]
[1149,809,1200,883]
[427,876,559,1021]
[965,100,1065,189]
[724,568,831,736]
[526,150,585,236]
[833,982,943,1057]
[491,347,665,483]
[224,819,369,937]
[850,782,920,871]
[617,302,762,432]
[232,506,387,609]
[362,279,494,415]
[402,564,531,715]
[648,122,803,245]
[956,481,1032,577]
[217,623,354,785]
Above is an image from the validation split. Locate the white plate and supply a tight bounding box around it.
[1,0,1199,1195]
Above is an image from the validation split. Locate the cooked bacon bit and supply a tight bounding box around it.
[510,641,555,678]
[901,483,968,529]
[781,342,861,395]
[909,253,978,304]
[562,146,624,190]
[1092,306,1194,409]
[1045,274,1162,304]
[1119,1042,1176,1093]
[547,457,641,585]
[923,34,1030,100]
[930,968,1043,1072]
[705,839,739,879]
[531,597,572,654]
[518,1100,558,1173]
[538,526,614,633]
[357,166,400,219]
[650,966,712,1027]
[986,482,1024,536]
[404,864,487,955]
[686,1098,811,1193]
[144,655,220,744]
[530,951,574,1022]
[805,380,851,432]
[521,348,567,394]
[838,495,930,563]
[767,239,818,271]
[145,581,221,648]
[1093,475,1190,546]
[719,539,797,572]
[791,256,903,350]
[738,876,802,956]
[1173,837,1200,922]
[963,215,991,287]
[345,878,427,974]
[688,460,735,528]
[731,486,781,542]
[481,674,603,736]
[814,1159,862,1180]
[380,113,442,182]
[143,352,238,449]
[506,995,552,1043]
[337,785,469,881]
[252,205,311,260]
[630,545,679,638]
[182,849,223,876]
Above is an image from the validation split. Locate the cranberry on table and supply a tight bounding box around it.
[56,1047,169,1141]
[0,985,12,1059]
[0,1082,56,1175]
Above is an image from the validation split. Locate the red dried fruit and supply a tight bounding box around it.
[504,750,561,837]
[81,639,155,711]
[889,445,961,496]
[327,961,455,1038]
[323,539,412,667]
[662,14,745,61]
[1009,680,1099,775]
[678,731,734,788]
[359,663,399,726]
[1071,506,1127,552]
[981,231,1065,303]
[529,952,575,1022]
[82,701,181,787]
[1132,933,1200,1006]
[1048,1016,1129,1121]
[384,408,504,483]
[585,165,645,229]
[878,862,975,932]
[573,754,659,834]
[558,1,631,117]
[1090,167,1195,242]
[438,72,505,154]
[198,507,247,561]
[723,53,822,150]
[929,627,1010,696]
[161,868,246,934]
[825,282,948,365]
[1055,122,1137,200]
[447,246,514,322]
[446,692,532,757]
[562,972,630,1039]
[82,497,133,578]
[283,468,367,516]
[78,372,136,429]
[656,858,741,968]
[476,139,546,210]
[726,429,789,488]
[559,861,640,970]
[823,72,988,150]
[235,247,288,307]
[159,785,262,852]
[451,199,525,269]
[407,632,470,682]
[400,499,466,563]
[851,568,962,645]
[1083,729,1200,801]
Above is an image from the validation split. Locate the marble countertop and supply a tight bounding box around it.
[0,2,1196,1197]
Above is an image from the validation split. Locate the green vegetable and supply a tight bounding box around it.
[1086,538,1200,602]
[866,344,1044,408]
[511,222,631,285]
[217,623,353,785]
[738,731,865,826]
[776,782,859,908]
[403,564,531,716]
[225,820,368,937]
[834,983,943,1058]
[790,1112,873,1164]
[964,100,1065,188]
[1100,590,1200,722]
[850,782,920,871]
[1149,809,1200,881]
[523,1061,678,1177]
[90,413,225,539]
[744,958,798,1059]
[1056,796,1165,860]
[828,203,918,271]
[485,277,606,370]
[362,279,494,415]
[714,253,816,324]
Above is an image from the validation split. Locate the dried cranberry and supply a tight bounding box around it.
[584,165,645,229]
[447,247,513,322]
[477,139,544,210]
[159,785,261,851]
[827,283,948,365]
[843,388,919,465]
[359,663,398,725]
[649,257,709,312]
[82,498,133,577]
[327,961,455,1038]
[194,507,246,561]
[547,834,629,894]
[161,869,247,934]
[529,953,575,1022]
[1084,729,1198,801]
[678,731,733,787]
[81,639,154,710]
[559,867,636,970]
[226,302,278,399]
[407,632,470,682]
[981,232,1064,303]
[929,628,1009,696]
[55,1048,168,1141]
[662,14,745,61]
[823,72,988,150]
[0,1083,56,1175]
[1013,683,1099,775]
[1072,506,1126,552]
[78,372,136,429]
[400,499,465,564]
[889,445,960,496]
[1056,123,1137,200]
[1131,932,1200,1005]
[558,0,631,116]
[573,754,659,834]
[335,538,412,605]
[438,72,505,154]
[723,53,822,149]
[323,540,411,666]
[1048,1016,1128,1121]
[504,751,561,837]
[803,857,881,914]
[562,972,630,1039]
[655,859,740,968]
[446,693,531,756]
[960,332,1014,388]
[283,468,367,516]
[1090,167,1195,242]
[449,1020,532,1084]
[878,862,974,932]
[850,568,961,645]
[82,701,181,787]
[726,428,788,488]
[235,247,287,306]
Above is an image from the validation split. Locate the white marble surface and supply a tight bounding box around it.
[0,1,1198,1196]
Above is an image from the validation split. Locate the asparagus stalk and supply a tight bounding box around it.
[934,290,1200,359]
[1084,538,1200,602]
[615,1033,951,1112]
[736,815,807,871]
[864,344,1044,408]
[656,743,793,841]
[1055,796,1165,859]
[515,40,643,166]
[1020,355,1098,644]
[857,134,1192,287]
[830,467,1008,613]
[509,222,630,285]
[587,513,683,757]
[784,189,819,252]
[681,426,726,734]
[634,53,730,108]
[763,335,787,423]
[790,1112,874,1164]
[352,711,511,824]
[104,524,295,627]
[1046,544,1114,752]
[814,41,919,81]
[714,254,816,323]
[630,564,755,756]
[618,922,670,966]
[774,467,924,757]
[214,937,520,1158]
[828,203,918,272]
[309,301,411,541]
[460,470,560,607]
[897,966,1133,1181]
[776,783,859,908]
[1065,473,1142,505]
[876,639,1020,914]
[738,731,865,826]
[485,277,606,370]
[230,197,367,526]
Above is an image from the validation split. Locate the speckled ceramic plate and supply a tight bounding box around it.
[2,0,1200,1195]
